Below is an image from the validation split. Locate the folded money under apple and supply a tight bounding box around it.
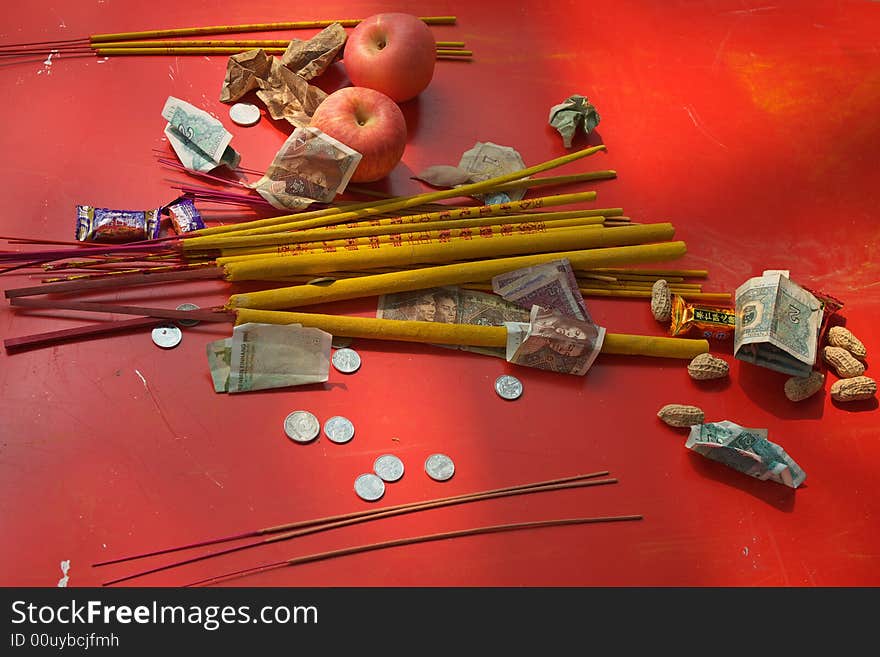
[310,86,407,183]
[343,12,436,102]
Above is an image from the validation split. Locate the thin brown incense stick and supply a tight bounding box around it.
[185,515,643,588]
[9,298,234,323]
[94,470,609,567]
[101,477,619,586]
[4,267,223,299]
[3,317,163,352]
[89,17,457,43]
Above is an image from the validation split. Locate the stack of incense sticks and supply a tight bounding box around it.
[0,17,470,60]
[1,144,724,357]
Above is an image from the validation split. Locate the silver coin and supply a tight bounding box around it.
[494,374,523,400]
[331,335,353,349]
[175,302,201,327]
[323,416,355,444]
[284,411,320,443]
[332,348,361,374]
[424,453,455,481]
[229,102,261,126]
[373,454,405,482]
[151,325,182,349]
[354,473,385,501]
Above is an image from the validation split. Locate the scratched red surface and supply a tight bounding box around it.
[0,1,878,588]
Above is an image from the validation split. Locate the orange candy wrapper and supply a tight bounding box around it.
[669,294,735,340]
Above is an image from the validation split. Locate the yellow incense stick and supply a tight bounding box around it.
[94,47,471,57]
[226,241,687,310]
[220,223,675,280]
[218,218,603,262]
[184,191,599,251]
[233,309,708,359]
[587,268,709,278]
[187,144,607,239]
[89,17,457,43]
[212,214,608,258]
[93,39,467,48]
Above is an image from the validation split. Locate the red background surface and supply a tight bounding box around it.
[0,1,878,587]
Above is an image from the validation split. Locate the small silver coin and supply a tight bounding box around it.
[229,102,261,126]
[373,454,405,482]
[354,473,385,502]
[284,411,320,443]
[494,374,523,400]
[175,302,201,327]
[151,325,182,349]
[331,335,353,349]
[332,348,361,374]
[324,416,355,444]
[424,453,455,482]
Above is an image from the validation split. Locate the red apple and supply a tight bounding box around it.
[343,13,436,102]
[310,86,407,183]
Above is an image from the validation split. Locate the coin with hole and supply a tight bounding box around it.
[152,325,182,349]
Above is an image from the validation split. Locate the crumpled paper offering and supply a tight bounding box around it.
[549,94,601,148]
[281,22,347,80]
[219,23,346,127]
[256,59,327,128]
[219,48,273,103]
[413,142,528,203]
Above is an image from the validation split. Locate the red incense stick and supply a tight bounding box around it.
[185,515,644,588]
[100,477,618,586]
[94,470,611,567]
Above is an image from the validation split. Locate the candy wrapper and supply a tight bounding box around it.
[803,286,844,346]
[163,195,205,234]
[75,205,161,243]
[669,294,735,340]
[686,420,806,489]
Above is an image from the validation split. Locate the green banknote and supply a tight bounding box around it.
[162,96,241,172]
[734,272,823,376]
[206,323,331,393]
[206,338,232,393]
[686,420,806,489]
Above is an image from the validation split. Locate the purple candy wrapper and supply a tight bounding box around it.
[164,195,205,234]
[76,205,161,243]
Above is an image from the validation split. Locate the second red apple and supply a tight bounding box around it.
[310,87,407,183]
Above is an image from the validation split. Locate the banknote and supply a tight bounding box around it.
[206,338,232,392]
[686,420,806,489]
[207,322,331,393]
[377,286,528,358]
[505,305,605,375]
[458,142,527,202]
[548,94,601,148]
[162,96,241,171]
[492,258,590,321]
[734,271,823,376]
[250,126,362,209]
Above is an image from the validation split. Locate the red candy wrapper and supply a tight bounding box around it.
[803,286,844,347]
[163,195,205,234]
[669,294,736,340]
